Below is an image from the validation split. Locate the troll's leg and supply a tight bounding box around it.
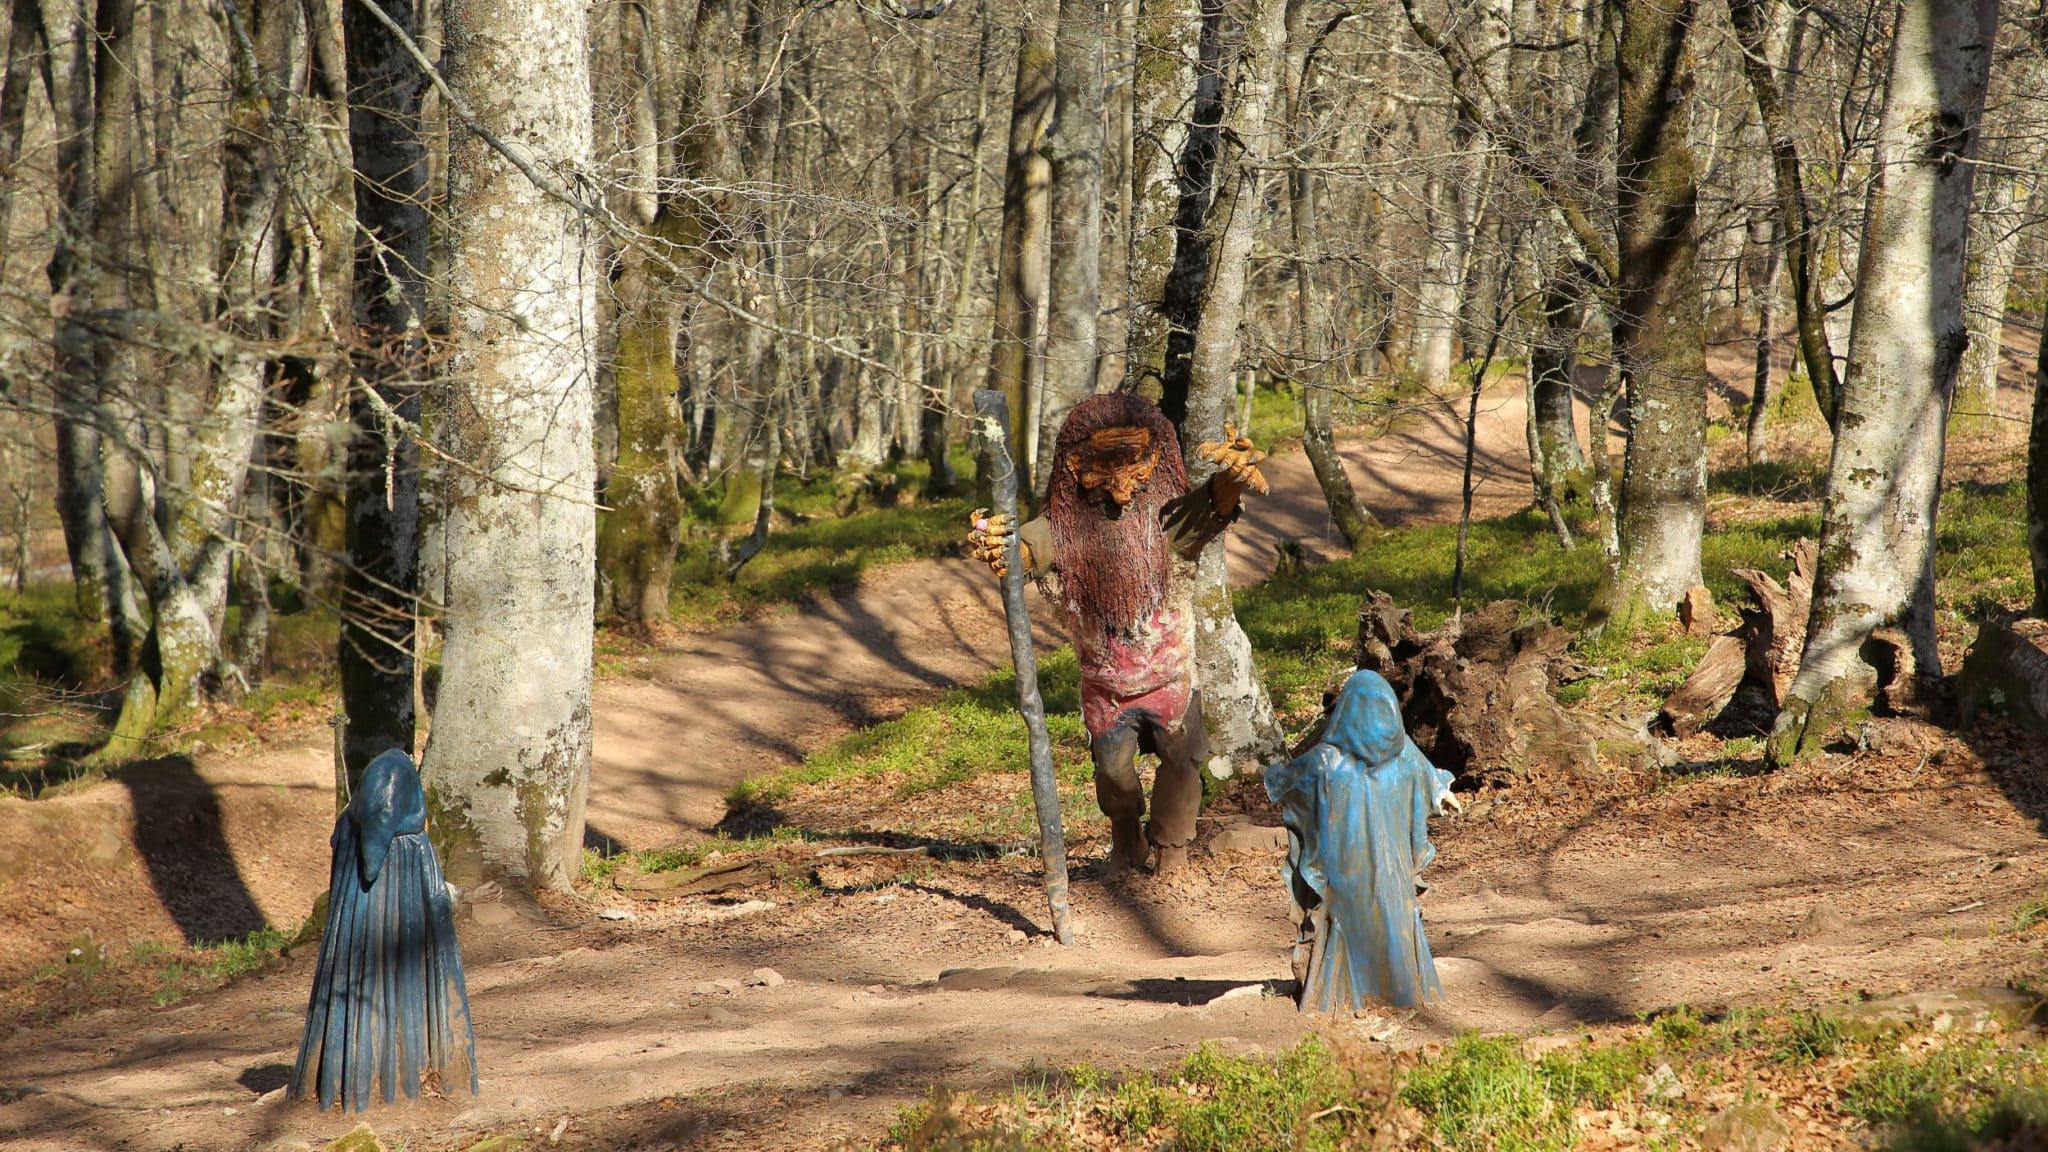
[1090,720,1147,873]
[1146,692,1209,874]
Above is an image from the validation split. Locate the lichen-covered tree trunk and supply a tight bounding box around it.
[423,0,597,894]
[1169,0,1286,763]
[1608,0,1708,621]
[2030,306,2048,616]
[1038,0,1105,497]
[1283,0,1372,549]
[99,0,279,747]
[1406,173,1468,390]
[982,6,1055,490]
[340,0,429,782]
[1767,0,1995,767]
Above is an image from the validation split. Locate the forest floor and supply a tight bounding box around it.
[1,356,2046,1152]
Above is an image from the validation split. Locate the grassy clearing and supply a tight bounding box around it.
[667,454,979,631]
[732,465,2033,824]
[882,1003,2048,1152]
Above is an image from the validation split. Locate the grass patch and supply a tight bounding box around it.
[6,925,295,1020]
[727,649,1090,813]
[886,1036,1379,1152]
[879,1002,2048,1152]
[668,455,979,631]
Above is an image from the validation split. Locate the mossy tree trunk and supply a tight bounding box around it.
[1607,0,1709,623]
[1727,0,1837,429]
[422,0,597,893]
[99,0,281,748]
[1767,0,1995,767]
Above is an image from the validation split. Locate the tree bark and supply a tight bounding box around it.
[982,7,1055,492]
[1607,0,1709,621]
[1767,0,1995,767]
[1124,0,1198,394]
[1746,210,1780,466]
[1284,0,1373,550]
[1039,0,1105,497]
[1726,0,1836,427]
[1951,171,2033,427]
[423,0,598,892]
[1170,0,1286,762]
[340,0,429,783]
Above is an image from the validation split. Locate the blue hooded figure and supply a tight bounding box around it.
[1265,669,1457,1011]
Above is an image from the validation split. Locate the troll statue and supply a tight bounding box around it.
[969,393,1267,874]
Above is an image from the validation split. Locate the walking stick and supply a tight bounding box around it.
[972,388,1074,945]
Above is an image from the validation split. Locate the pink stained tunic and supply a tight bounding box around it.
[1071,602,1195,739]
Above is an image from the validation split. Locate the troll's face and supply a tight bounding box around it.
[1066,425,1160,511]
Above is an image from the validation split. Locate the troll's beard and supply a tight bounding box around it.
[1045,393,1189,633]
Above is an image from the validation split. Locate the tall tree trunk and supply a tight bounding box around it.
[422,0,597,893]
[1767,0,1995,767]
[1167,0,1286,762]
[1951,171,2033,427]
[1283,0,1372,548]
[2030,296,2048,616]
[982,7,1055,493]
[1607,0,1708,622]
[1746,210,1781,466]
[339,0,428,783]
[1154,0,1224,426]
[1124,0,1197,394]
[1406,172,1469,390]
[596,0,718,629]
[1529,270,1589,504]
[1038,0,1105,498]
[1726,0,1836,427]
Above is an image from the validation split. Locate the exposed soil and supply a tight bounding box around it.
[1,372,2044,1151]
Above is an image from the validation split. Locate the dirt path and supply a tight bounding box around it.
[5,378,2045,1151]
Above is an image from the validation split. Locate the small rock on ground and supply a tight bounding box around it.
[745,967,785,988]
[1207,824,1287,857]
[1700,1103,1789,1152]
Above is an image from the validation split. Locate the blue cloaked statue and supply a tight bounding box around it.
[1266,669,1459,1012]
[291,748,478,1110]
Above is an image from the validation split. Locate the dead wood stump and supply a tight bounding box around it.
[1348,592,1649,785]
[1656,539,1815,737]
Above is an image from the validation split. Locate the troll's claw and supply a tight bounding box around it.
[968,508,1019,578]
[1197,422,1270,496]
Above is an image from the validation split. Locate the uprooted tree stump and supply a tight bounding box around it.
[1656,540,1815,738]
[1349,593,1662,785]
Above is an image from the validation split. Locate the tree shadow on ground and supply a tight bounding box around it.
[112,754,267,944]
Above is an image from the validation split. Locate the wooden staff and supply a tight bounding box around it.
[972,388,1074,945]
